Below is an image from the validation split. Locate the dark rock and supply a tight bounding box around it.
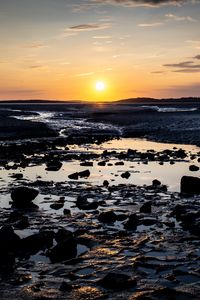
[140,201,152,213]
[180,176,200,194]
[19,231,54,257]
[76,194,99,210]
[11,187,39,208]
[79,169,90,178]
[68,172,79,180]
[0,225,21,270]
[124,214,139,230]
[59,281,73,291]
[98,211,117,223]
[45,160,62,171]
[63,209,71,215]
[98,272,136,290]
[50,202,64,210]
[80,161,93,167]
[121,171,131,179]
[152,179,161,187]
[55,228,74,243]
[115,161,124,166]
[189,165,199,172]
[103,180,109,187]
[98,161,107,166]
[14,216,29,230]
[140,217,157,226]
[47,237,77,263]
[11,173,23,180]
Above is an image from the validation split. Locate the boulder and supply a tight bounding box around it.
[68,172,79,180]
[180,176,200,194]
[11,187,39,208]
[79,169,90,178]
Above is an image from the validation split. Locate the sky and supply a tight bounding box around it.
[0,0,200,101]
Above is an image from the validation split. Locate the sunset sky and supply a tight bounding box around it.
[0,0,200,101]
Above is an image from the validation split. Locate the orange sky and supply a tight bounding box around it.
[0,0,200,101]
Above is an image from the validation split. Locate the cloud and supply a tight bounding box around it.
[20,42,47,49]
[165,13,197,22]
[163,59,200,72]
[138,22,164,27]
[88,0,199,8]
[75,72,94,77]
[65,23,111,33]
[159,83,200,97]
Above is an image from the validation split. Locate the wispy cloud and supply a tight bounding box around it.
[75,72,94,77]
[88,0,196,8]
[138,22,164,27]
[20,42,48,49]
[163,55,200,72]
[65,23,111,33]
[165,13,197,22]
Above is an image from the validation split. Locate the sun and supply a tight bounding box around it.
[95,81,106,92]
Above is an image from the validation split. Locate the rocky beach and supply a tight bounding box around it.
[0,100,200,299]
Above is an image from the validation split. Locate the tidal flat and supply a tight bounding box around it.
[0,101,200,299]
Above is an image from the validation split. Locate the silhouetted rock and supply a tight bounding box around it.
[121,171,131,179]
[50,201,64,210]
[152,179,161,187]
[181,176,200,194]
[98,272,136,290]
[68,172,79,180]
[55,228,74,243]
[45,160,62,171]
[0,225,21,270]
[79,169,90,178]
[124,214,139,230]
[140,201,152,213]
[98,211,117,223]
[47,237,77,263]
[189,165,199,172]
[98,161,107,166]
[80,161,93,167]
[103,180,109,187]
[76,194,99,210]
[19,231,54,257]
[11,186,39,208]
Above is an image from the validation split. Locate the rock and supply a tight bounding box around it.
[59,281,73,291]
[180,176,200,194]
[140,201,152,213]
[98,272,136,290]
[11,173,23,180]
[14,216,29,230]
[47,237,77,263]
[19,231,54,257]
[98,161,107,166]
[76,194,99,210]
[79,169,90,178]
[45,160,62,171]
[189,165,199,172]
[152,179,161,187]
[80,161,93,167]
[68,172,79,180]
[55,228,74,243]
[103,180,109,187]
[0,225,21,270]
[140,217,157,226]
[50,202,64,210]
[63,209,71,215]
[115,161,124,166]
[98,211,117,223]
[121,171,131,179]
[124,214,139,230]
[11,187,39,208]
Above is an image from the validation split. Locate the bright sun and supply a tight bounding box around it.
[95,81,105,92]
